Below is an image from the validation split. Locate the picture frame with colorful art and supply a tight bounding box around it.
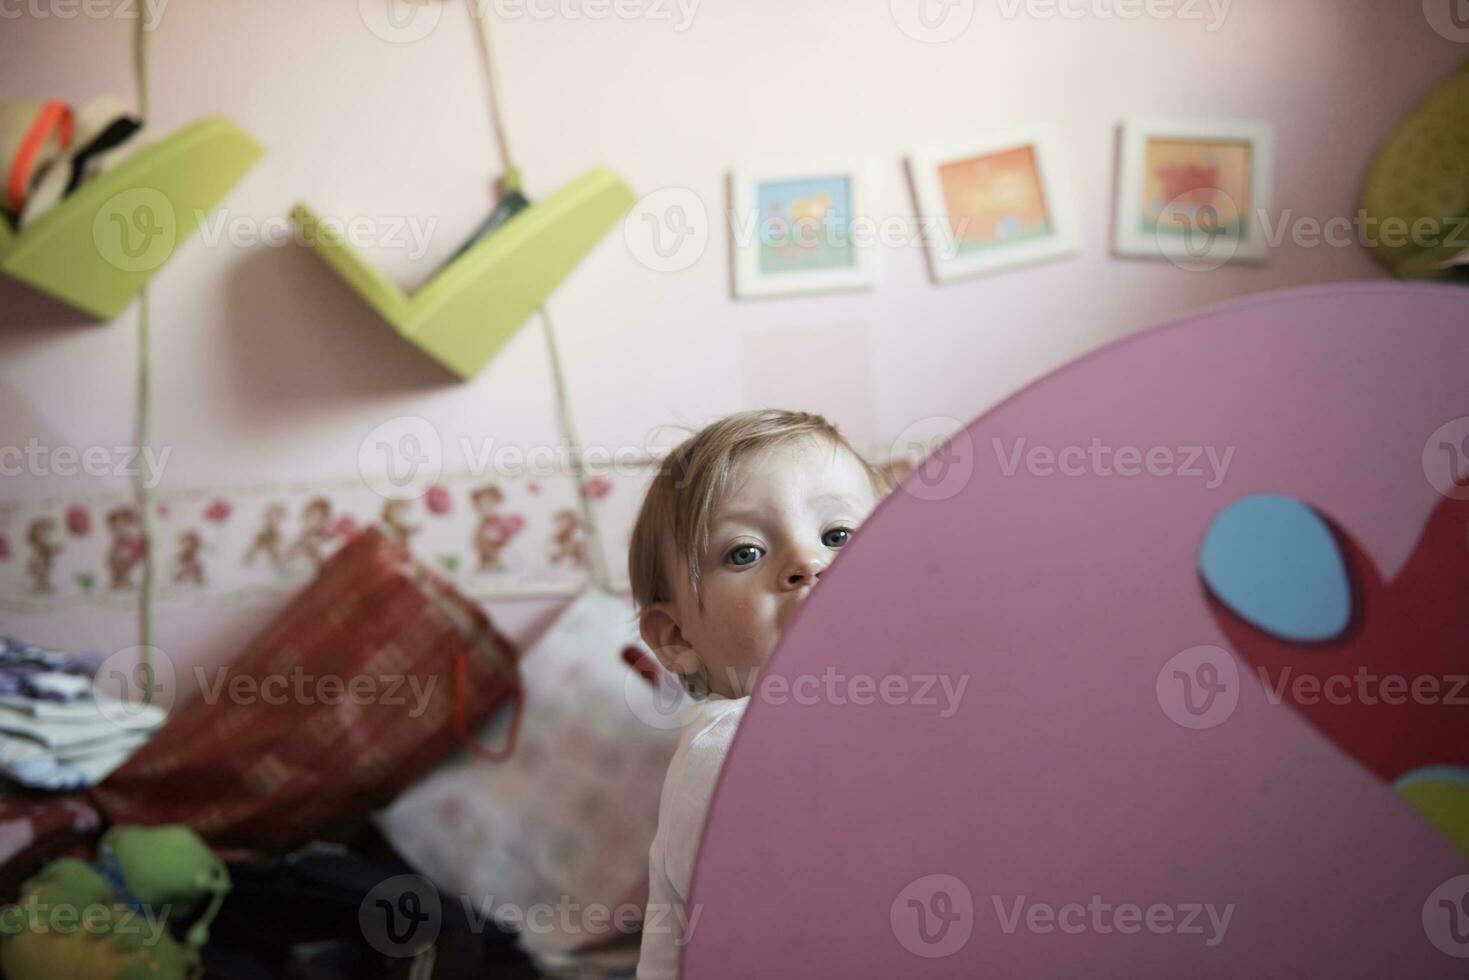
[1114,118,1275,267]
[730,160,879,298]
[908,126,1081,283]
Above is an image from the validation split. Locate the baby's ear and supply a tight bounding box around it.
[639,602,700,677]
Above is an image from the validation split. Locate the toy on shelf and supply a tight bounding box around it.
[289,166,634,379]
[1360,58,1469,280]
[17,96,146,231]
[0,824,229,980]
[1,100,73,217]
[0,116,262,319]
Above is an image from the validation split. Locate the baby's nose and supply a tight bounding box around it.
[783,555,827,589]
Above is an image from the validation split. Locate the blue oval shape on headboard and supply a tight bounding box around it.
[1200,494,1352,643]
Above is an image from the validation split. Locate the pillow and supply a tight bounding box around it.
[377,588,688,963]
[92,527,521,852]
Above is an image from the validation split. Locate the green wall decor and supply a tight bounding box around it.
[0,116,263,318]
[289,167,635,380]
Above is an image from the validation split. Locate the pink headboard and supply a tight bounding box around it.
[687,283,1469,976]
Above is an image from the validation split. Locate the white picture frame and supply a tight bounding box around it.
[730,159,879,299]
[908,125,1082,283]
[1114,118,1275,267]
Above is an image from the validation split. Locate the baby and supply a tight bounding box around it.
[627,409,890,979]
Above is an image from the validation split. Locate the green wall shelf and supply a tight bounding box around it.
[289,167,635,380]
[0,116,263,319]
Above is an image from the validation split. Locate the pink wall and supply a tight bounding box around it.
[1,1,1463,679]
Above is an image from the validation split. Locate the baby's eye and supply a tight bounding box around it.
[822,527,853,549]
[727,544,764,567]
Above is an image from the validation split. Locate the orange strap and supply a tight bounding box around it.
[8,101,73,213]
[453,642,524,763]
[396,551,524,764]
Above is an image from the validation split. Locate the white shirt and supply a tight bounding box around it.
[637,693,748,980]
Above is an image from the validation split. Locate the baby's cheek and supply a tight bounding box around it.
[719,604,760,651]
[720,601,771,663]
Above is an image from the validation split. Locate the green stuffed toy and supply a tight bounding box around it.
[98,825,231,948]
[0,824,230,980]
[1360,58,1469,279]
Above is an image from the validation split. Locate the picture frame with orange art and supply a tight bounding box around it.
[1114,118,1275,267]
[908,125,1081,283]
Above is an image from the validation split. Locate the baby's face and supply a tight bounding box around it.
[666,436,880,698]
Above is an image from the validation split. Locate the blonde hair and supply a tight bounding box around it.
[628,409,890,619]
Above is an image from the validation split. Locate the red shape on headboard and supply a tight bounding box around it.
[1208,493,1469,784]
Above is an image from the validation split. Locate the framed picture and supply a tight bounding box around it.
[908,125,1081,283]
[730,160,879,298]
[1114,118,1275,266]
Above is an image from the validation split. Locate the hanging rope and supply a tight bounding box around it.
[132,6,156,686]
[466,1,519,186]
[121,6,613,723]
[465,1,614,594]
